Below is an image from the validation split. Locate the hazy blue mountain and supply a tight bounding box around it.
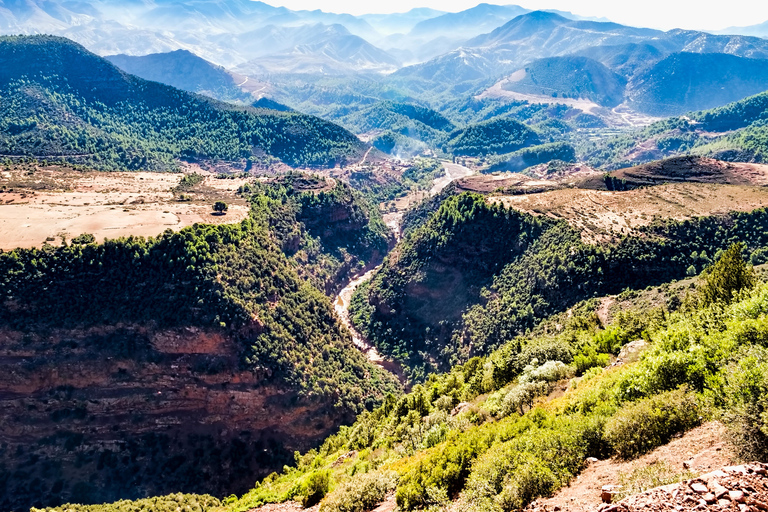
[717,20,768,38]
[626,52,768,115]
[393,11,768,100]
[361,8,445,35]
[106,49,247,101]
[235,27,401,75]
[503,56,627,106]
[392,11,658,92]
[575,43,666,78]
[655,29,768,60]
[409,3,530,38]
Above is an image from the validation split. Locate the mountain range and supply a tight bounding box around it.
[5,0,768,121]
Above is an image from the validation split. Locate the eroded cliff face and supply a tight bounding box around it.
[0,325,347,511]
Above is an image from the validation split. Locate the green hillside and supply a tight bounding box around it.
[0,35,366,171]
[484,141,576,173]
[338,101,455,156]
[0,177,397,510]
[445,118,541,156]
[56,245,768,512]
[351,193,768,378]
[584,91,768,169]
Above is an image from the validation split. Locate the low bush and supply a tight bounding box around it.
[294,470,330,507]
[320,470,397,512]
[519,360,574,384]
[722,350,768,461]
[604,387,701,459]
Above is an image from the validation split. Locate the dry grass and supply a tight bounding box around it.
[492,183,768,244]
[0,166,249,250]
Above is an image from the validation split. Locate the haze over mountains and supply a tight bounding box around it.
[4,0,764,126]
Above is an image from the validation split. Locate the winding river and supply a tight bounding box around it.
[332,161,474,386]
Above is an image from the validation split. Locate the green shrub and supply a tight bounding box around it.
[519,360,574,384]
[31,493,221,512]
[604,387,701,458]
[512,340,574,375]
[722,351,768,461]
[320,470,397,512]
[295,470,330,507]
[700,243,755,305]
[573,346,611,375]
[493,381,550,418]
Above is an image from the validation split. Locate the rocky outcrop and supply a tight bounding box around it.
[0,325,347,512]
[597,463,768,512]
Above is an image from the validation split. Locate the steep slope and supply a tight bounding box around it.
[503,56,626,107]
[105,49,247,101]
[626,52,768,116]
[0,177,397,511]
[0,35,366,170]
[350,191,768,376]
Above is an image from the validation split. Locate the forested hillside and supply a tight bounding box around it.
[0,36,366,171]
[351,192,768,378]
[584,91,768,169]
[445,118,541,156]
[61,244,768,512]
[0,176,398,510]
[242,175,390,294]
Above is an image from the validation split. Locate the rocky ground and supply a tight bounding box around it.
[599,463,768,512]
[526,422,736,512]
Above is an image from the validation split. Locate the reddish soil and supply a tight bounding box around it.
[527,422,736,512]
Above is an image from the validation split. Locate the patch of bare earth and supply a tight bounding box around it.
[491,183,768,243]
[246,502,318,512]
[612,157,768,187]
[0,167,249,250]
[526,422,736,512]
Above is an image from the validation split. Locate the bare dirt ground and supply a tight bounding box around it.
[613,157,768,187]
[0,166,249,250]
[527,422,736,512]
[492,183,768,243]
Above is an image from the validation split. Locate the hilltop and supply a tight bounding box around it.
[105,49,249,101]
[0,35,367,171]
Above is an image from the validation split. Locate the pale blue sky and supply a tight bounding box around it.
[277,0,766,31]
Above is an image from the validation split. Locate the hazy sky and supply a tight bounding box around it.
[277,0,768,31]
